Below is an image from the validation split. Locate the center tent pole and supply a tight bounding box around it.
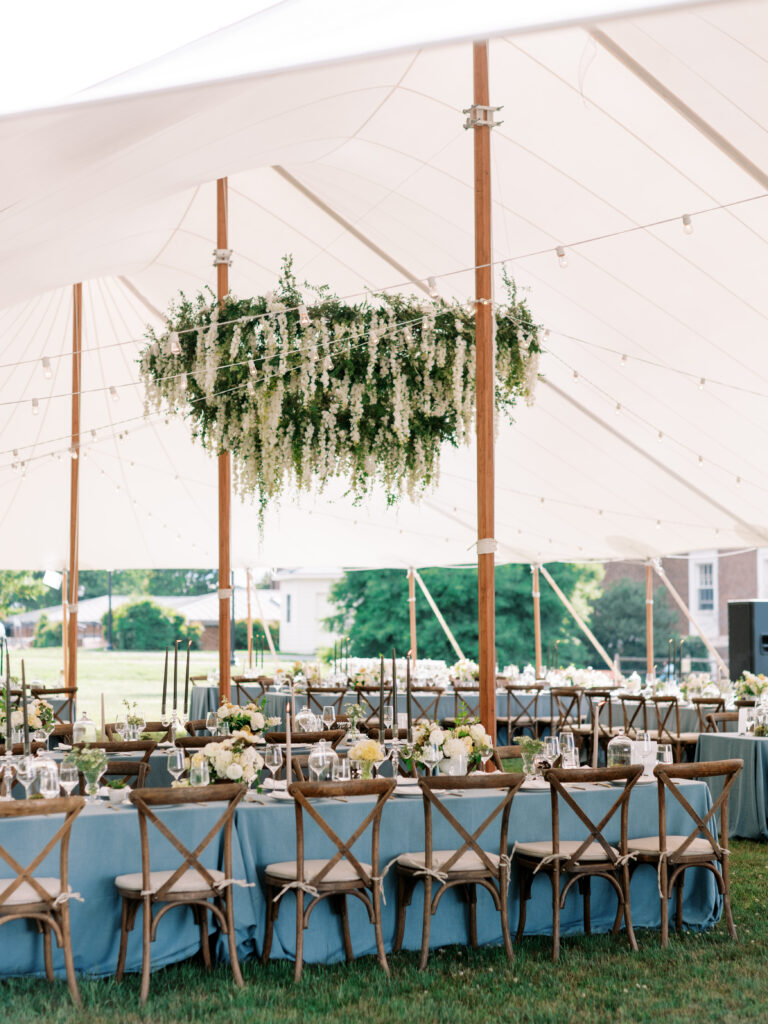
[215,178,232,701]
[468,40,500,740]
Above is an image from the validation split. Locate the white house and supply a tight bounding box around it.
[272,568,343,655]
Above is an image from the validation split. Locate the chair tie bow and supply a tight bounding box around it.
[53,890,84,907]
[274,879,320,904]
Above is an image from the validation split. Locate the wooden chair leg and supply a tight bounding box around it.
[581,876,592,935]
[41,921,54,981]
[659,862,669,949]
[294,890,304,983]
[393,872,408,953]
[224,893,245,989]
[675,871,685,933]
[197,905,212,969]
[139,898,153,1005]
[467,884,478,948]
[516,868,529,943]
[372,880,390,977]
[551,868,561,962]
[499,874,514,961]
[622,865,638,951]
[59,906,81,1008]
[115,898,137,982]
[337,895,354,963]
[262,886,276,965]
[418,877,432,972]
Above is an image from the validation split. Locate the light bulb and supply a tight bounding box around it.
[697,454,704,466]
[248,358,256,377]
[427,277,438,298]
[109,386,119,401]
[615,402,621,414]
[298,304,311,328]
[572,369,579,382]
[41,357,52,379]
[179,372,188,393]
[543,328,550,341]
[736,476,741,486]
[31,398,39,415]
[657,431,663,443]
[698,377,706,389]
[682,214,693,235]
[620,354,627,365]
[168,331,181,355]
[70,448,78,460]
[656,519,661,530]
[556,246,568,269]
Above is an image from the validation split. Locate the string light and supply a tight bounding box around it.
[556,246,568,269]
[543,329,550,341]
[572,369,579,382]
[70,448,78,460]
[657,430,663,442]
[682,214,694,235]
[109,386,119,401]
[247,359,256,376]
[620,354,627,365]
[427,277,438,298]
[698,377,706,389]
[90,429,96,440]
[168,332,181,356]
[41,357,52,380]
[31,398,39,415]
[698,455,704,466]
[298,304,311,328]
[615,402,621,414]
[178,373,188,393]
[736,476,742,486]
[656,519,661,529]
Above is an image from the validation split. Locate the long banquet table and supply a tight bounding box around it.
[695,732,768,840]
[0,779,720,978]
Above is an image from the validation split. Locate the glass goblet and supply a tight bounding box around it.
[15,756,39,799]
[657,744,673,766]
[322,706,336,731]
[205,711,219,736]
[420,742,441,778]
[167,748,185,784]
[264,744,283,784]
[37,761,59,800]
[59,762,79,797]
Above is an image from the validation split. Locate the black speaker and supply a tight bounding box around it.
[728,601,768,678]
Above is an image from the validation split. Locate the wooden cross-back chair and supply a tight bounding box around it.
[0,796,85,1005]
[176,736,213,752]
[115,783,247,1004]
[651,697,700,761]
[264,729,346,749]
[353,685,391,728]
[392,773,525,969]
[544,688,590,752]
[261,777,396,981]
[705,711,739,733]
[691,697,726,732]
[503,685,539,739]
[231,676,269,707]
[515,764,643,962]
[444,684,481,726]
[408,688,445,725]
[627,759,743,946]
[31,686,77,741]
[491,745,522,771]
[183,719,208,736]
[305,686,349,720]
[617,694,648,738]
[73,740,157,762]
[582,689,619,765]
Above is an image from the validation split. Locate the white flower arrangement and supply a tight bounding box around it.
[216,700,278,736]
[0,696,54,733]
[200,732,264,785]
[735,671,768,700]
[140,259,540,522]
[410,717,492,772]
[450,659,480,684]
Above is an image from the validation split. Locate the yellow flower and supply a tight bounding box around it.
[348,738,384,762]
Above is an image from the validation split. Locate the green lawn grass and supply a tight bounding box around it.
[1,839,766,1024]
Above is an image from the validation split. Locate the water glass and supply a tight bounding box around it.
[558,732,575,761]
[332,757,351,782]
[167,748,185,784]
[189,757,210,787]
[420,742,441,777]
[349,758,362,780]
[205,711,219,736]
[113,715,127,741]
[322,706,336,730]
[657,744,673,765]
[264,744,283,782]
[383,705,394,731]
[37,761,59,800]
[59,762,79,797]
[16,756,39,799]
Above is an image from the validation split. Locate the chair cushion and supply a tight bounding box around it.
[397,850,500,873]
[114,868,225,895]
[0,877,61,906]
[264,859,371,884]
[515,840,618,862]
[626,835,717,857]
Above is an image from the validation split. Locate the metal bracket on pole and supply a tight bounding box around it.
[212,248,233,266]
[463,104,503,129]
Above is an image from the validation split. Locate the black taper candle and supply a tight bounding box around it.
[406,655,412,739]
[161,648,168,716]
[379,654,385,739]
[4,654,10,749]
[21,665,29,755]
[183,640,191,717]
[391,646,397,730]
[172,640,179,711]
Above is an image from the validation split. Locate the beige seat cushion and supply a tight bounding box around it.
[115,868,225,895]
[397,850,500,874]
[627,835,716,857]
[0,877,61,906]
[265,859,371,884]
[515,839,618,862]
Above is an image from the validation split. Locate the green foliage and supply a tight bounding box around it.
[591,579,708,664]
[0,570,45,617]
[32,613,62,648]
[107,600,202,651]
[327,563,602,667]
[146,570,218,596]
[140,257,540,516]
[233,619,279,653]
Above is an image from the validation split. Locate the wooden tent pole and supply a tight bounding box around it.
[67,284,82,694]
[407,568,417,667]
[532,565,543,678]
[645,561,654,679]
[216,178,232,701]
[539,564,617,679]
[61,569,68,684]
[471,40,497,739]
[246,568,254,668]
[651,560,729,680]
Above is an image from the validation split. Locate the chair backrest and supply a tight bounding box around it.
[583,690,614,737]
[492,745,522,771]
[0,796,85,910]
[0,741,46,757]
[264,729,346,749]
[288,778,395,888]
[30,687,77,725]
[73,740,157,763]
[79,759,150,792]
[408,688,445,723]
[232,677,268,706]
[142,722,174,743]
[550,688,583,731]
[705,711,739,733]
[184,719,208,736]
[651,697,682,742]
[452,685,481,720]
[692,697,725,731]
[305,686,348,716]
[617,694,648,734]
[176,736,213,750]
[545,765,643,869]
[504,686,539,732]
[354,686,391,726]
[418,773,524,874]
[653,759,743,863]
[129,784,246,901]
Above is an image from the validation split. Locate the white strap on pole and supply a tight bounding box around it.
[253,585,278,661]
[476,538,497,555]
[218,588,233,600]
[413,569,465,661]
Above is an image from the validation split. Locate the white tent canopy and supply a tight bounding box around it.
[1,0,767,569]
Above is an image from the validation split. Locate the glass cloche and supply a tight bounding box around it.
[606,728,633,768]
[72,712,99,746]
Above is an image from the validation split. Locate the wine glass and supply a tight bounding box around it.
[59,762,79,797]
[332,757,351,782]
[0,755,14,801]
[744,706,756,737]
[383,704,394,736]
[322,706,336,731]
[264,744,283,785]
[420,742,441,777]
[166,748,185,784]
[15,756,39,799]
[205,711,219,736]
[558,732,576,769]
[478,744,494,772]
[113,712,127,741]
[372,744,387,779]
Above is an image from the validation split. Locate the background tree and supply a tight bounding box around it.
[233,619,279,653]
[106,600,202,651]
[0,571,45,617]
[327,563,603,667]
[32,613,62,647]
[591,579,708,667]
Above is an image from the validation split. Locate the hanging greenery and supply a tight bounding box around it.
[139,258,540,517]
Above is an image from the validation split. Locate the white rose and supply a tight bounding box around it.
[226,763,244,780]
[250,712,265,731]
[469,723,486,742]
[429,728,444,747]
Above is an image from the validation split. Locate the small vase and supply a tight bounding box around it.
[83,769,103,803]
[361,761,373,780]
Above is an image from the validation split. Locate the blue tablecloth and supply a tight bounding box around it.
[0,779,719,978]
[695,733,767,840]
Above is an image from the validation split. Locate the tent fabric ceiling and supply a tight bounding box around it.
[0,0,766,570]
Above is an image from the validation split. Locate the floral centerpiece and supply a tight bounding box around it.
[409,717,493,773]
[734,672,768,701]
[351,666,377,688]
[347,737,385,779]
[139,259,540,523]
[217,700,279,736]
[64,746,108,800]
[0,696,54,736]
[450,660,480,684]
[343,703,366,737]
[200,732,264,784]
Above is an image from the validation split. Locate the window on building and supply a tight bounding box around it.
[697,563,714,611]
[285,593,292,624]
